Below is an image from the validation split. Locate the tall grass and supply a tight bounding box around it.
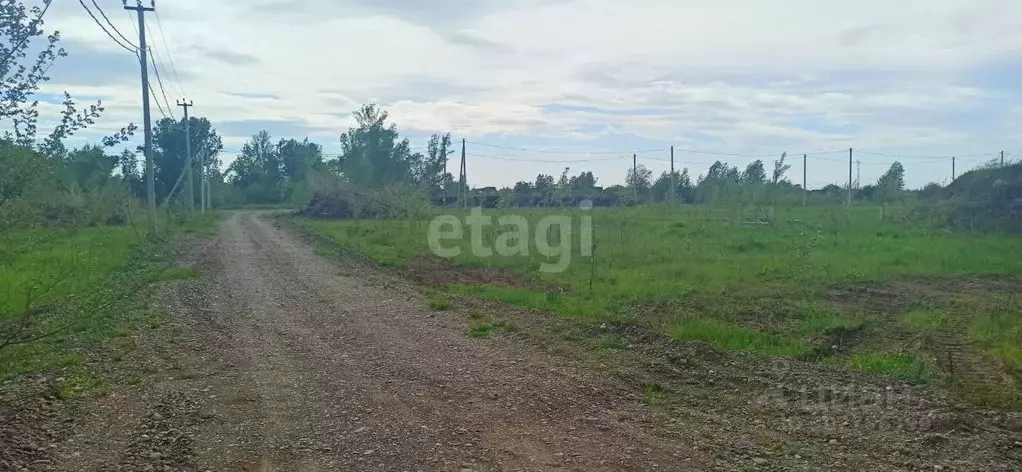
[295,204,1022,396]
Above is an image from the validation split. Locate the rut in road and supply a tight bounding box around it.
[115,211,698,471]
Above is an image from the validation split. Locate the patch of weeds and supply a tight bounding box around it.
[427,293,453,311]
[59,353,83,367]
[849,352,934,383]
[469,322,496,339]
[962,294,1022,373]
[668,318,807,357]
[498,320,519,333]
[595,334,626,350]
[155,267,201,282]
[468,310,485,321]
[554,324,587,342]
[900,308,949,331]
[642,382,671,406]
[58,373,107,399]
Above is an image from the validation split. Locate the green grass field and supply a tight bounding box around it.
[295,204,1022,407]
[0,213,221,395]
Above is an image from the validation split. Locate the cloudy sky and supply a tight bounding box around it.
[30,0,1022,189]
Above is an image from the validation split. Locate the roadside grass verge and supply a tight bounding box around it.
[0,212,221,396]
[293,205,1022,404]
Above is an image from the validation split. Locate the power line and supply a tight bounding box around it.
[90,0,136,48]
[148,80,168,119]
[78,0,137,53]
[144,21,181,102]
[147,49,175,120]
[856,150,993,160]
[468,152,629,163]
[466,141,666,155]
[671,147,785,158]
[153,9,186,97]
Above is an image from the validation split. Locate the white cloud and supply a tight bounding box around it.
[24,0,1022,188]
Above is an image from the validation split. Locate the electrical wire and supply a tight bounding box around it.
[90,0,137,48]
[148,81,169,119]
[147,49,176,120]
[78,0,137,54]
[467,152,630,163]
[144,20,182,99]
[153,9,187,97]
[855,150,993,160]
[466,141,666,155]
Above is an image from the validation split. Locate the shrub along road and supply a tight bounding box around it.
[37,211,1021,471]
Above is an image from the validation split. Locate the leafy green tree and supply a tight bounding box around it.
[277,137,323,182]
[626,164,653,200]
[62,145,117,189]
[876,161,906,202]
[421,133,454,194]
[535,174,555,192]
[119,149,143,197]
[513,181,534,193]
[335,104,422,186]
[569,171,597,190]
[226,131,283,203]
[652,169,694,202]
[772,152,791,184]
[0,141,47,210]
[151,116,223,201]
[742,160,767,185]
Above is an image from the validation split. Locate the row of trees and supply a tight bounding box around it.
[476,153,909,208]
[226,105,458,206]
[225,105,917,210]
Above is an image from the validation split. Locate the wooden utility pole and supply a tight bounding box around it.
[125,0,156,232]
[847,148,853,206]
[177,99,194,213]
[632,153,637,203]
[442,141,449,206]
[669,146,675,201]
[459,138,467,208]
[952,156,956,180]
[1001,150,1005,167]
[803,153,807,207]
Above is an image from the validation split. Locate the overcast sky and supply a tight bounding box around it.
[31,0,1022,189]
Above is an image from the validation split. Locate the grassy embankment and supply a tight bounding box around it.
[0,213,221,396]
[295,205,1022,407]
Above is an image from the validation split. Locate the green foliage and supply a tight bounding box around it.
[928,161,1022,232]
[469,322,496,339]
[625,163,653,196]
[0,215,212,389]
[152,116,224,203]
[742,160,767,185]
[334,104,426,187]
[876,162,906,202]
[848,352,933,382]
[669,317,807,357]
[427,293,453,311]
[298,204,1022,395]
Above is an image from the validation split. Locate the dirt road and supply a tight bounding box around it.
[27,210,1020,472]
[56,211,698,471]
